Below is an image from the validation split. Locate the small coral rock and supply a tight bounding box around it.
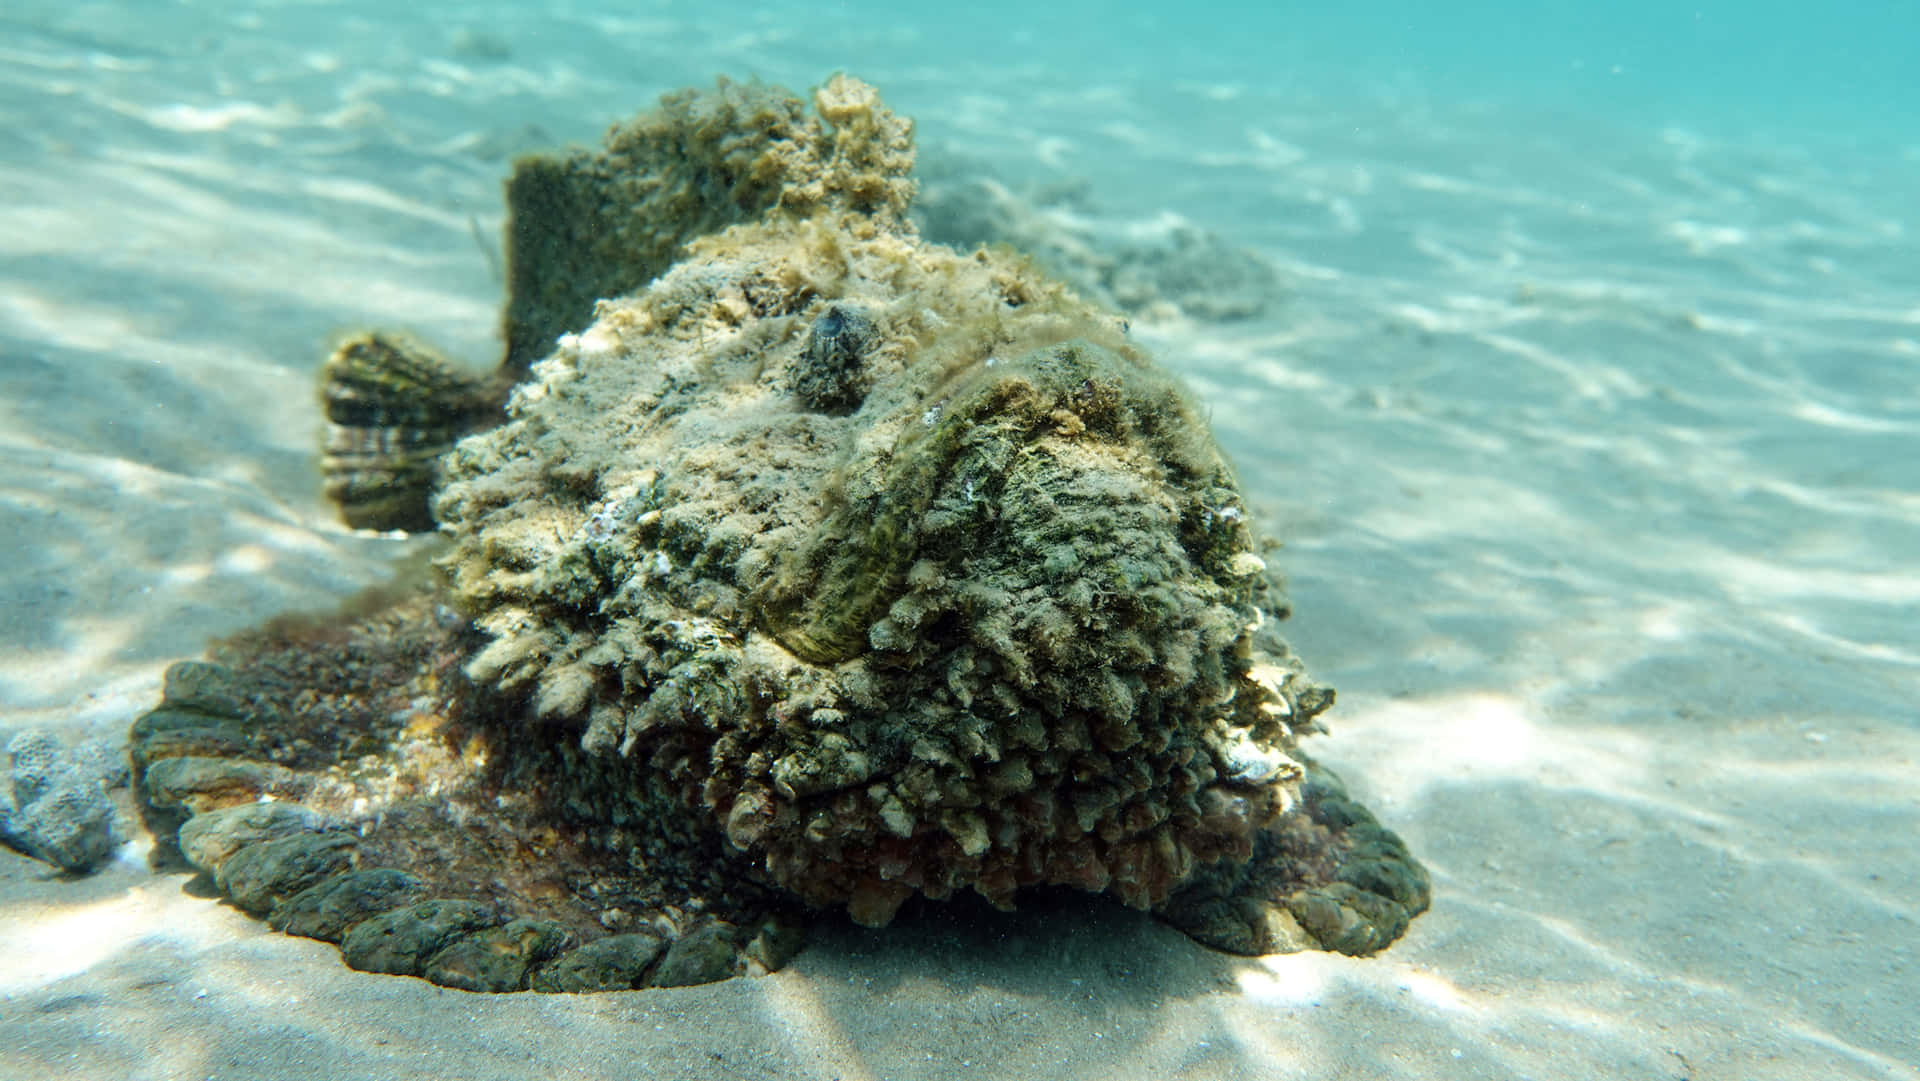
[0,730,127,873]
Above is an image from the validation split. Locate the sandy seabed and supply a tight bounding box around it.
[2,4,1915,1079]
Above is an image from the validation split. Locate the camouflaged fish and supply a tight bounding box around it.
[129,75,1427,993]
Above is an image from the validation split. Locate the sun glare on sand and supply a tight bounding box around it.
[0,867,219,993]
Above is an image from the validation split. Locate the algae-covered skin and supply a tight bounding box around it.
[321,76,910,533]
[130,74,1426,992]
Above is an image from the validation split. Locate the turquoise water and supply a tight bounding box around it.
[693,1,1920,138]
[1060,1,1920,136]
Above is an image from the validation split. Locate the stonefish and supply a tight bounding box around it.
[130,75,1427,992]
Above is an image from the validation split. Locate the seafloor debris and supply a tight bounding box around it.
[130,74,1427,993]
[914,152,1285,322]
[1,729,128,873]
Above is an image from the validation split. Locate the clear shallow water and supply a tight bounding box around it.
[1027,0,1920,138]
[2,2,1916,1079]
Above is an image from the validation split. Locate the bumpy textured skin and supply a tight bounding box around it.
[320,77,917,534]
[128,595,809,992]
[437,229,1319,926]
[500,74,914,375]
[435,75,1415,932]
[130,75,1426,993]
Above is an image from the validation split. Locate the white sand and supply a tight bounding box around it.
[3,5,1916,1079]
